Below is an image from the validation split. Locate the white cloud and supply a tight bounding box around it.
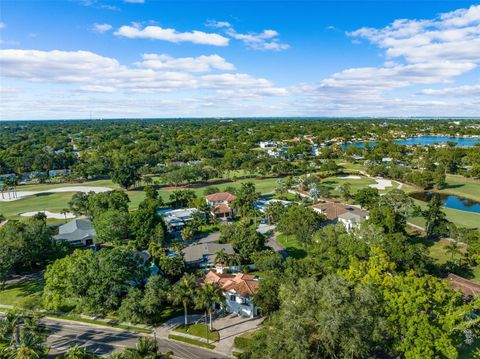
[0,22,6,29]
[79,85,117,93]
[293,4,480,116]
[114,24,229,46]
[348,4,480,65]
[136,54,235,72]
[93,23,112,33]
[207,20,289,50]
[206,20,231,29]
[0,49,285,96]
[420,84,480,97]
[124,0,145,3]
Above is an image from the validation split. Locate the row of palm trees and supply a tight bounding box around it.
[0,177,18,200]
[169,273,225,341]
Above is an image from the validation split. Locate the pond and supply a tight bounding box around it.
[409,192,480,214]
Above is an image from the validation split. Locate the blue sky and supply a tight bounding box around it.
[1,0,479,119]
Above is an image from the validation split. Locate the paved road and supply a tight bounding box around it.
[43,317,228,358]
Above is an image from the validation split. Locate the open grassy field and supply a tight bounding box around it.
[1,177,279,221]
[439,174,480,202]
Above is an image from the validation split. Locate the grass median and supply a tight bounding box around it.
[168,334,215,350]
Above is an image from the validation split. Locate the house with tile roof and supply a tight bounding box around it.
[312,202,369,232]
[205,192,237,219]
[204,270,260,317]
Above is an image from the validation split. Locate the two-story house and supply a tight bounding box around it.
[204,270,260,317]
[205,192,237,219]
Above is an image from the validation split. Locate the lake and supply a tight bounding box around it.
[409,192,480,214]
[395,136,479,147]
[342,136,479,148]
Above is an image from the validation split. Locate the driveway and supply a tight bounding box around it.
[157,314,263,357]
[214,314,264,355]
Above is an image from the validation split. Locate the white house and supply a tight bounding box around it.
[204,270,260,317]
[259,141,277,149]
[160,208,198,232]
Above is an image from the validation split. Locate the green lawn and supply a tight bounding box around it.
[440,175,480,202]
[168,334,216,349]
[173,323,220,342]
[408,199,480,231]
[275,234,307,259]
[1,177,279,221]
[0,279,44,309]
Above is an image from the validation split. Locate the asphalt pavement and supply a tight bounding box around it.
[42,317,229,358]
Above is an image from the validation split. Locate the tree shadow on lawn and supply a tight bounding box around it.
[284,246,307,259]
[7,278,45,296]
[442,183,464,190]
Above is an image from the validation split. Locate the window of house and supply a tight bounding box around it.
[230,295,236,302]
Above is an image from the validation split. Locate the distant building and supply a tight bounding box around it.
[312,202,368,232]
[48,169,71,178]
[259,141,277,149]
[382,157,393,163]
[182,242,234,267]
[53,219,95,246]
[205,192,237,219]
[204,270,260,317]
[160,208,198,232]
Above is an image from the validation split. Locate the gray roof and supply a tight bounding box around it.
[54,219,95,242]
[182,243,234,264]
[338,211,367,223]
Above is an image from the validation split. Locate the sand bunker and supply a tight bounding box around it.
[337,175,361,179]
[369,179,393,190]
[20,211,76,219]
[0,186,111,202]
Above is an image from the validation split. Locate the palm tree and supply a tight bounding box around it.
[169,274,197,326]
[446,240,462,262]
[123,337,157,359]
[5,332,46,359]
[195,283,225,332]
[214,248,229,266]
[62,345,95,359]
[61,208,70,223]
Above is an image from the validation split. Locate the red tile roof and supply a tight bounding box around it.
[206,192,237,203]
[205,270,259,297]
[213,203,232,214]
